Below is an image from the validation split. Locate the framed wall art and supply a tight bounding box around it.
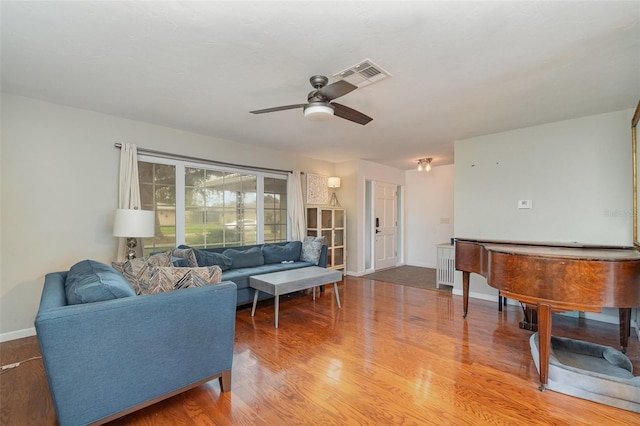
[306,173,328,205]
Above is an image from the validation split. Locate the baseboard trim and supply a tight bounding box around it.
[452,289,498,304]
[1,327,36,343]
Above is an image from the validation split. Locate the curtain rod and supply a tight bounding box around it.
[114,143,295,175]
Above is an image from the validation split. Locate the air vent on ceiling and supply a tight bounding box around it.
[332,59,391,88]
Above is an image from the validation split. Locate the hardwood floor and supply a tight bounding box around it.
[2,276,639,425]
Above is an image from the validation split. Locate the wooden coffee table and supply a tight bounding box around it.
[250,266,343,328]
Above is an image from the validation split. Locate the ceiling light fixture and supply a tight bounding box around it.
[417,158,433,172]
[304,103,334,121]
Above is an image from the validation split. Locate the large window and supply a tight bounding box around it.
[184,167,257,248]
[264,177,287,243]
[139,157,288,255]
[139,162,176,254]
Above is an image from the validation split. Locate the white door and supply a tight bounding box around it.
[373,181,397,270]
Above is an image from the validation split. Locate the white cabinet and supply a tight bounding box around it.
[436,243,455,288]
[306,207,346,274]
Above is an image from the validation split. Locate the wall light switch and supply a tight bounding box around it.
[518,200,532,209]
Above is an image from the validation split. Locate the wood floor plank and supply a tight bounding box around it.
[1,276,639,425]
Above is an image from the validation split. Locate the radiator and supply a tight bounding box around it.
[436,244,455,289]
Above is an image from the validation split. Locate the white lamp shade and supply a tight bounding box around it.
[304,104,334,121]
[328,177,341,188]
[113,209,155,238]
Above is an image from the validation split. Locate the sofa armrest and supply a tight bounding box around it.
[36,276,237,426]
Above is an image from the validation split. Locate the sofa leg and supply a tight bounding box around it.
[219,370,232,392]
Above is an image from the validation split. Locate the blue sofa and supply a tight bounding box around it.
[35,262,237,426]
[35,241,325,425]
[179,241,328,306]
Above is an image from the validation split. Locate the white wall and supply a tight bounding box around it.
[335,160,359,274]
[455,110,633,245]
[405,164,455,268]
[453,109,634,323]
[0,93,336,340]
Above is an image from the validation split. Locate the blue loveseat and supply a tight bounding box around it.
[178,241,328,305]
[35,261,237,426]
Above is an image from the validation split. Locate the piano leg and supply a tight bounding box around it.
[537,303,552,391]
[619,308,631,353]
[462,271,470,318]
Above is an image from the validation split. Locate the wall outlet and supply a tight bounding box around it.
[518,199,532,209]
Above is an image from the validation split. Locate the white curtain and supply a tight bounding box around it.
[116,143,144,260]
[287,170,306,241]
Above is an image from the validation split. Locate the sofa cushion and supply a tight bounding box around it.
[111,251,173,295]
[300,236,325,265]
[223,246,264,269]
[179,245,232,271]
[65,260,136,305]
[262,241,303,264]
[147,266,223,293]
[170,247,198,267]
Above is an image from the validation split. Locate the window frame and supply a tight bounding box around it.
[138,154,289,249]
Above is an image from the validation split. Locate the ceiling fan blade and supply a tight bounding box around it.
[317,80,357,101]
[250,104,306,114]
[332,102,373,125]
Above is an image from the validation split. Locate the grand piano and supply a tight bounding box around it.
[455,238,640,390]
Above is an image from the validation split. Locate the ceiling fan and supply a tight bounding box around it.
[249,75,373,125]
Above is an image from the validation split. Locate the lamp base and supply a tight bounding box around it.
[330,192,341,207]
[126,237,137,260]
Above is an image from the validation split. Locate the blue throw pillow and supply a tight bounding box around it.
[262,241,303,264]
[64,259,136,305]
[223,246,265,269]
[178,245,232,271]
[171,256,190,267]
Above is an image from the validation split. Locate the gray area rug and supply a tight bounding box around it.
[362,265,452,293]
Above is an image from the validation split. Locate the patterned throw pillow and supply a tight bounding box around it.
[300,236,325,265]
[112,251,173,295]
[170,247,198,267]
[148,265,223,293]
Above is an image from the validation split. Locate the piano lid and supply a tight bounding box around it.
[456,237,634,250]
[482,244,640,261]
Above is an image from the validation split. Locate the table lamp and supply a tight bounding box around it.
[113,208,155,260]
[328,176,341,207]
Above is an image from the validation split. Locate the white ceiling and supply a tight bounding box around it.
[2,1,639,170]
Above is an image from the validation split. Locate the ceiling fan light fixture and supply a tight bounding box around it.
[304,104,334,121]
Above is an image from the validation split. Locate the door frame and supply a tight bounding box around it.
[365,179,404,272]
